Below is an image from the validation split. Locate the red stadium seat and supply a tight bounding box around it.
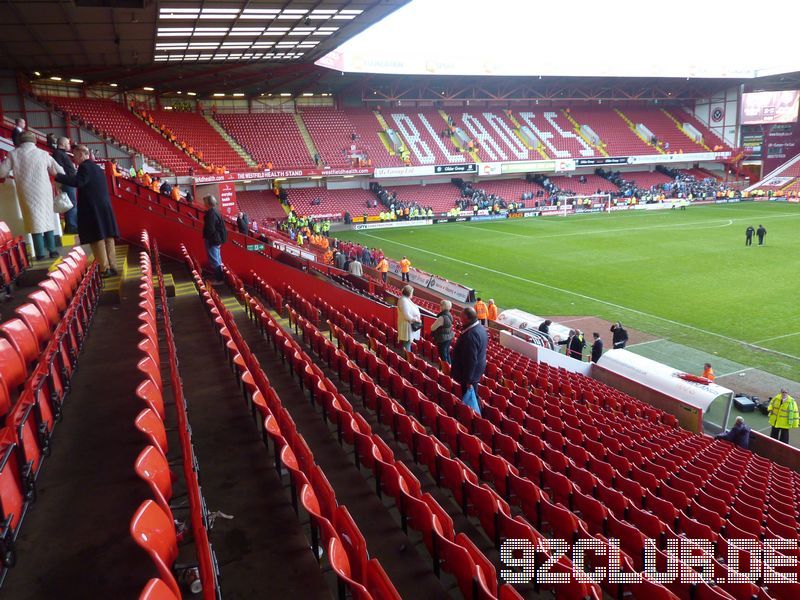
[130,500,181,599]
[139,578,181,600]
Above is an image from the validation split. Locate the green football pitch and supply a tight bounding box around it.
[338,202,800,382]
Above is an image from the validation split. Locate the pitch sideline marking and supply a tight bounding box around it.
[460,218,734,239]
[752,331,800,344]
[627,339,662,348]
[457,208,800,240]
[717,367,755,378]
[356,231,800,363]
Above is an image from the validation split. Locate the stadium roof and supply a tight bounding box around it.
[2,0,799,97]
[318,0,800,79]
[0,0,408,94]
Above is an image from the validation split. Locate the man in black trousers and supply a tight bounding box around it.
[452,307,488,400]
[591,332,604,363]
[745,225,754,246]
[611,322,628,349]
[756,224,767,246]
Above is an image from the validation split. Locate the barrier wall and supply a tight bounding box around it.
[111,179,398,329]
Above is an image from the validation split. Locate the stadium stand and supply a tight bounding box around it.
[566,107,655,156]
[283,187,377,218]
[16,167,790,600]
[512,109,597,159]
[235,190,290,224]
[0,244,100,583]
[620,107,710,154]
[299,107,360,168]
[213,113,316,169]
[386,109,469,165]
[666,109,730,151]
[443,110,538,163]
[342,108,405,168]
[150,110,251,172]
[550,174,616,196]
[43,97,199,175]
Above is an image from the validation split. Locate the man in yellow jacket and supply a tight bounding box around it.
[768,388,799,443]
[399,256,411,282]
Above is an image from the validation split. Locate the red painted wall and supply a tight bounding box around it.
[110,176,397,328]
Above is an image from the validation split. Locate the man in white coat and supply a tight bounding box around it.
[397,285,422,353]
[347,257,363,277]
[0,131,64,259]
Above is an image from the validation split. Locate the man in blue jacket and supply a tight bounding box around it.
[715,416,751,449]
[452,307,488,400]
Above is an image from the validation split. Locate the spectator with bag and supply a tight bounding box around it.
[0,131,64,260]
[397,285,422,353]
[452,307,487,414]
[52,137,79,234]
[55,144,120,276]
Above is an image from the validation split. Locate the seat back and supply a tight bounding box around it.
[134,445,174,517]
[139,578,181,600]
[135,408,169,455]
[0,337,27,397]
[0,317,40,369]
[38,279,68,313]
[14,302,52,349]
[28,290,61,328]
[130,500,180,599]
[136,378,166,420]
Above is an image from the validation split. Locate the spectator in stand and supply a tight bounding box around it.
[11,118,25,147]
[202,195,227,284]
[431,300,455,365]
[55,144,120,276]
[452,306,488,401]
[170,185,182,203]
[715,416,750,449]
[610,322,628,349]
[159,179,173,196]
[768,388,798,444]
[397,285,422,353]
[334,250,347,271]
[400,256,411,282]
[236,211,249,235]
[0,131,64,260]
[486,299,498,321]
[348,256,363,277]
[53,137,79,234]
[474,297,488,326]
[590,332,603,363]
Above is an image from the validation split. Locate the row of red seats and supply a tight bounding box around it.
[197,259,402,599]
[483,341,676,425]
[319,313,695,600]
[0,246,98,586]
[131,234,220,599]
[327,321,785,600]
[273,294,534,599]
[249,272,284,314]
[0,222,28,291]
[369,326,800,598]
